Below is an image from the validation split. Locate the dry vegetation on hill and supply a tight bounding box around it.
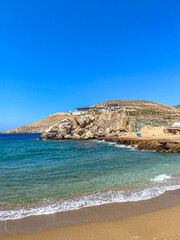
[91,100,177,112]
[3,113,71,134]
[3,100,180,134]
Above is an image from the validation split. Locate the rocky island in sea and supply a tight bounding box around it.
[4,100,180,152]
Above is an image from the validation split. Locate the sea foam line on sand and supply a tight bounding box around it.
[1,181,180,221]
[0,140,177,221]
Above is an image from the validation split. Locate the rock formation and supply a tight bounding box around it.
[103,138,180,153]
[39,113,126,140]
[40,115,98,140]
[39,112,180,152]
[3,99,180,152]
[3,100,180,137]
[39,110,180,141]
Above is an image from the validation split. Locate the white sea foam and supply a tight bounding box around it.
[115,144,135,151]
[95,140,136,151]
[107,142,116,145]
[1,182,180,221]
[151,174,171,182]
[93,140,105,143]
[114,144,126,148]
[0,139,177,221]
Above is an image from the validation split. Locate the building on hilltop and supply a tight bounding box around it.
[72,104,126,114]
[72,107,90,115]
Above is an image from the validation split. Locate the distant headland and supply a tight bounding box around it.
[3,100,180,152]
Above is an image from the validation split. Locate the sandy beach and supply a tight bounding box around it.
[1,201,180,240]
[1,189,180,239]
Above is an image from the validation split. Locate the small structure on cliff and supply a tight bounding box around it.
[163,126,180,135]
[172,122,180,127]
[73,107,90,115]
[104,104,120,111]
[74,105,122,114]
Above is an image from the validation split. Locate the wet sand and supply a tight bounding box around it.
[1,200,180,240]
[1,189,180,239]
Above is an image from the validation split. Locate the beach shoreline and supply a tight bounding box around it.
[1,190,180,240]
[1,188,180,236]
[1,134,180,239]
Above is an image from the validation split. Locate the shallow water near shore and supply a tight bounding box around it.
[1,134,180,221]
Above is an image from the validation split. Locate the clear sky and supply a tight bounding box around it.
[1,0,180,132]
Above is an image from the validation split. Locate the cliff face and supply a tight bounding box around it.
[39,111,180,140]
[3,99,180,152]
[39,112,129,140]
[4,111,180,136]
[4,100,180,135]
[39,112,180,152]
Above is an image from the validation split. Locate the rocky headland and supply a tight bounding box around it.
[102,137,180,153]
[39,112,129,140]
[3,100,180,152]
[38,112,180,152]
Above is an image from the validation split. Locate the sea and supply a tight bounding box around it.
[1,133,180,221]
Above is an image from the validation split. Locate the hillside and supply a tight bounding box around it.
[91,100,177,112]
[3,100,180,134]
[3,113,72,134]
[174,104,180,109]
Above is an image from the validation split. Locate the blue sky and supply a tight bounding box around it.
[1,0,180,132]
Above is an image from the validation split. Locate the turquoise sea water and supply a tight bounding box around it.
[1,134,180,220]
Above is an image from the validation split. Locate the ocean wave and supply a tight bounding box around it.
[94,140,135,151]
[150,174,171,182]
[1,183,180,221]
[115,144,135,151]
[93,140,105,143]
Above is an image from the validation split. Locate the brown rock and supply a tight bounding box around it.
[74,115,95,128]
